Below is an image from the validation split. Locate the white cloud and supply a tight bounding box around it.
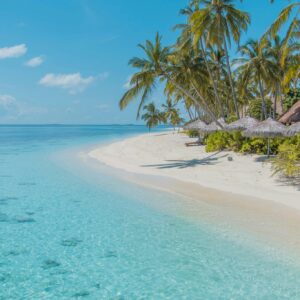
[0,44,27,59]
[25,56,44,67]
[0,94,47,122]
[39,72,95,94]
[0,95,16,107]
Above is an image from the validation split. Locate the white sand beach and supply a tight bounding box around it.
[89,131,300,210]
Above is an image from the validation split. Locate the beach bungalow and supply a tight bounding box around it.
[279,100,300,124]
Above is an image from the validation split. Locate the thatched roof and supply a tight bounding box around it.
[183,119,208,131]
[243,118,287,138]
[279,100,300,124]
[202,118,226,133]
[225,116,259,132]
[286,122,300,137]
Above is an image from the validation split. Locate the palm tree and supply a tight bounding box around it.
[141,102,164,131]
[119,33,169,118]
[262,2,300,55]
[267,35,299,116]
[162,98,184,131]
[176,3,225,118]
[119,33,222,126]
[167,46,221,122]
[170,112,185,132]
[235,39,279,120]
[190,0,251,119]
[161,98,177,120]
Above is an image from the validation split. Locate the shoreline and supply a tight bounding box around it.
[85,131,300,256]
[89,131,300,210]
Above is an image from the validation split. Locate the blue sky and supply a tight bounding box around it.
[0,0,291,124]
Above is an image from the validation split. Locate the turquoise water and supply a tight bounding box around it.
[1,125,300,299]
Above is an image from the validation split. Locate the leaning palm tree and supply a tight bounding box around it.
[167,46,223,124]
[262,2,300,56]
[176,3,225,118]
[119,33,169,118]
[267,35,299,116]
[234,39,279,120]
[141,102,164,131]
[190,0,251,119]
[119,33,221,125]
[164,80,196,120]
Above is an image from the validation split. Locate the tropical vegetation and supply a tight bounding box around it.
[119,0,300,177]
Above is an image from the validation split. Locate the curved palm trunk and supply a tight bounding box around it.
[189,81,225,128]
[273,93,277,119]
[186,106,193,120]
[258,76,267,119]
[223,38,240,119]
[199,39,225,118]
[273,83,279,119]
[195,105,202,118]
[167,76,223,128]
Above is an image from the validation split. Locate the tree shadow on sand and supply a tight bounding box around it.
[141,152,227,169]
[274,174,300,191]
[254,156,300,191]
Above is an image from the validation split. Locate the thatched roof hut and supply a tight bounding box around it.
[279,100,300,124]
[286,122,300,137]
[243,118,287,156]
[202,118,226,134]
[243,118,287,138]
[183,119,208,131]
[225,116,259,132]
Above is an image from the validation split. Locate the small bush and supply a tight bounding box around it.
[205,132,231,152]
[228,131,244,152]
[240,138,267,154]
[186,130,199,138]
[205,131,282,155]
[271,135,300,177]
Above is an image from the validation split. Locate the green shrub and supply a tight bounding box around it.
[271,135,300,177]
[205,132,231,152]
[186,130,199,138]
[240,138,266,154]
[228,131,244,152]
[240,138,281,155]
[205,131,282,155]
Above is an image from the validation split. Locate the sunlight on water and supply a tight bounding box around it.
[1,125,300,299]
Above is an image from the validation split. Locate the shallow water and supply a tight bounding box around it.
[1,125,300,299]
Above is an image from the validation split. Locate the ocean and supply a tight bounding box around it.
[0,125,300,299]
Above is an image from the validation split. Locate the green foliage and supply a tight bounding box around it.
[170,113,184,128]
[141,102,164,131]
[226,115,238,124]
[186,130,199,138]
[228,131,244,152]
[247,98,273,120]
[205,132,232,152]
[205,131,282,155]
[271,135,300,177]
[240,138,281,155]
[283,88,300,111]
[161,98,184,129]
